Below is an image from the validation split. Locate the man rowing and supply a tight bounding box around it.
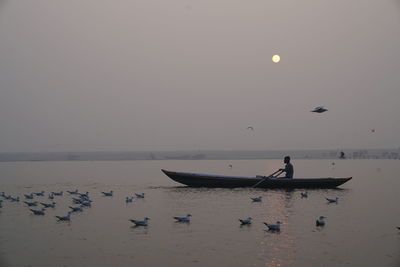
[278,156,294,178]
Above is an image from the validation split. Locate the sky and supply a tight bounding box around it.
[0,0,399,152]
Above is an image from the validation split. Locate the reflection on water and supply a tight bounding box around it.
[0,160,399,266]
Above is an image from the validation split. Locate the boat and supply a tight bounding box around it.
[161,169,352,188]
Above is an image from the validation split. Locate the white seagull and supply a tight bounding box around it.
[239,217,252,225]
[130,217,150,226]
[135,193,145,199]
[264,221,281,231]
[56,212,71,221]
[326,197,339,204]
[30,208,45,216]
[41,202,56,208]
[173,214,192,223]
[102,191,113,197]
[316,216,327,226]
[251,196,262,202]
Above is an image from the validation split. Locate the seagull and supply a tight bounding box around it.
[10,196,20,202]
[173,214,192,223]
[69,206,83,212]
[125,197,134,203]
[78,192,89,198]
[246,126,255,131]
[251,196,262,202]
[301,192,308,198]
[52,191,63,196]
[326,197,339,204]
[48,193,54,200]
[316,216,327,226]
[24,193,34,199]
[264,221,281,231]
[102,191,113,197]
[81,201,92,207]
[135,193,145,199]
[30,208,45,216]
[33,191,45,196]
[130,217,150,226]
[56,212,71,221]
[24,201,38,207]
[239,217,252,225]
[311,106,328,113]
[67,189,78,195]
[228,164,233,169]
[41,202,56,208]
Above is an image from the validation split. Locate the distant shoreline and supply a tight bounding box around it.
[0,149,399,162]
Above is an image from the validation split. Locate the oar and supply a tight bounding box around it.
[252,169,283,188]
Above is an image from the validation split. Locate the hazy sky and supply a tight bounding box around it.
[0,0,399,152]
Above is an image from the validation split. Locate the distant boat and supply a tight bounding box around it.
[161,170,352,188]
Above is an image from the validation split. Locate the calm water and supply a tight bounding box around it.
[0,159,399,267]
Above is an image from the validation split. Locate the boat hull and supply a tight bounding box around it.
[161,169,352,188]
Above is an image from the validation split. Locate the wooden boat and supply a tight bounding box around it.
[161,169,352,188]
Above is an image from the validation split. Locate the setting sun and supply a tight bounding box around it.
[272,54,280,63]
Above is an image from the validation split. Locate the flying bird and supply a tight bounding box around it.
[246,126,255,131]
[311,106,328,113]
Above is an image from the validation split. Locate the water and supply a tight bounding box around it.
[0,159,399,266]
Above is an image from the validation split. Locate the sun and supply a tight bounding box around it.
[272,54,280,63]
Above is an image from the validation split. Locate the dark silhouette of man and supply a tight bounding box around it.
[279,156,294,178]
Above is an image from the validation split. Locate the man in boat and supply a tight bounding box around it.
[278,156,294,178]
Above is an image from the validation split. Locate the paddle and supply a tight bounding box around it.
[252,169,283,188]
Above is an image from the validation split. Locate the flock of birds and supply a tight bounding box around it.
[0,190,147,224]
[1,190,398,231]
[0,189,340,230]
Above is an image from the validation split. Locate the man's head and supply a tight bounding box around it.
[284,156,291,164]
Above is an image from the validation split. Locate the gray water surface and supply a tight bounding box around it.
[0,159,399,266]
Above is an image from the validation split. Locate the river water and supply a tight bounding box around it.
[0,159,399,266]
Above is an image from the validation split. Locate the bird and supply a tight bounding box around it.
[33,191,45,196]
[102,191,113,197]
[326,197,339,204]
[40,202,56,208]
[52,191,63,196]
[264,221,281,231]
[67,189,78,195]
[371,128,375,133]
[69,206,83,212]
[72,198,83,204]
[24,201,38,207]
[78,192,89,198]
[24,193,34,199]
[81,201,92,207]
[316,216,327,226]
[239,217,252,225]
[48,193,54,200]
[135,193,145,199]
[228,164,233,169]
[30,208,45,216]
[173,214,192,223]
[56,212,71,221]
[130,217,150,226]
[10,196,20,202]
[301,192,308,198]
[125,197,134,203]
[246,126,255,131]
[311,106,328,113]
[251,196,262,202]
